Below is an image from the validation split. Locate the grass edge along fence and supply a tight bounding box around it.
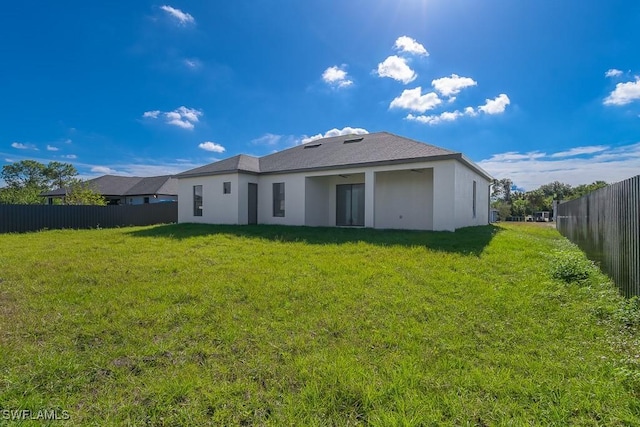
[0,202,178,233]
[557,175,640,297]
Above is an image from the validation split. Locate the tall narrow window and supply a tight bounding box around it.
[472,180,477,218]
[193,185,203,216]
[273,182,285,217]
[223,181,231,194]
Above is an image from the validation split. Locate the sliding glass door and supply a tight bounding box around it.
[336,183,365,226]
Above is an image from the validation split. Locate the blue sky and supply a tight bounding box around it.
[1,0,639,190]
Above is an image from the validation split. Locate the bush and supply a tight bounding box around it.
[551,250,595,284]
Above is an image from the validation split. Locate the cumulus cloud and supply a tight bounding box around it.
[604,77,640,106]
[432,74,478,97]
[142,106,203,130]
[405,94,510,126]
[478,94,511,114]
[377,55,417,84]
[389,87,442,113]
[160,5,195,25]
[302,127,369,144]
[394,36,428,56]
[605,69,623,78]
[46,145,59,151]
[479,142,640,190]
[407,110,464,125]
[198,141,226,153]
[322,65,353,88]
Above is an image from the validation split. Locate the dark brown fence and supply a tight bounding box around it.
[556,175,640,297]
[0,202,178,233]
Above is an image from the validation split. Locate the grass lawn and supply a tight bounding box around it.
[1,223,640,425]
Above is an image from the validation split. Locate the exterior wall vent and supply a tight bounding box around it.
[304,143,322,149]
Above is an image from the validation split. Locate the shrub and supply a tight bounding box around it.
[551,250,595,284]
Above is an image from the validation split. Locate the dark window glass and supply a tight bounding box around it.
[273,183,285,217]
[193,185,203,216]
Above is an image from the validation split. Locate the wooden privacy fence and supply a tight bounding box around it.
[0,202,178,233]
[556,175,640,297]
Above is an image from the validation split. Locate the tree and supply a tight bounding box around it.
[538,181,573,201]
[45,161,78,190]
[0,160,79,205]
[569,181,608,200]
[511,198,530,217]
[63,180,107,206]
[491,178,513,203]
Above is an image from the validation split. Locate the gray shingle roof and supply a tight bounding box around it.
[43,175,177,197]
[175,132,491,180]
[174,154,260,178]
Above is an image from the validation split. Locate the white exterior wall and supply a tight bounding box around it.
[177,158,490,231]
[374,169,433,230]
[177,174,239,224]
[257,174,306,226]
[453,161,491,229]
[432,160,457,231]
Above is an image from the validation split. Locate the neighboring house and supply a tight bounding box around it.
[175,132,492,231]
[44,175,178,205]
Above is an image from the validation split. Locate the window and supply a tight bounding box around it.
[223,181,231,194]
[273,182,285,217]
[193,185,203,216]
[143,197,150,204]
[472,180,477,218]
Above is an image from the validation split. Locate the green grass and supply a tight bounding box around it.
[1,223,640,425]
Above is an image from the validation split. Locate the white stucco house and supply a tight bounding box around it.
[175,132,492,231]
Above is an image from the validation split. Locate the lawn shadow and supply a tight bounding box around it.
[126,223,502,256]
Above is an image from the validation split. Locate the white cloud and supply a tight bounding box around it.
[322,65,353,88]
[46,145,59,151]
[389,87,442,113]
[143,110,161,119]
[604,77,640,106]
[252,133,282,146]
[11,142,37,150]
[91,166,119,175]
[377,55,417,84]
[143,106,203,130]
[550,145,609,158]
[407,110,464,125]
[465,106,478,117]
[479,142,640,190]
[478,94,511,114]
[432,74,478,97]
[605,69,623,78]
[63,154,78,159]
[198,141,226,153]
[301,127,369,144]
[160,5,195,25]
[394,36,428,56]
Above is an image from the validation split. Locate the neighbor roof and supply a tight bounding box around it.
[175,131,492,180]
[43,175,178,197]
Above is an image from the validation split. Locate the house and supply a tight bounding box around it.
[174,132,492,231]
[44,175,178,205]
